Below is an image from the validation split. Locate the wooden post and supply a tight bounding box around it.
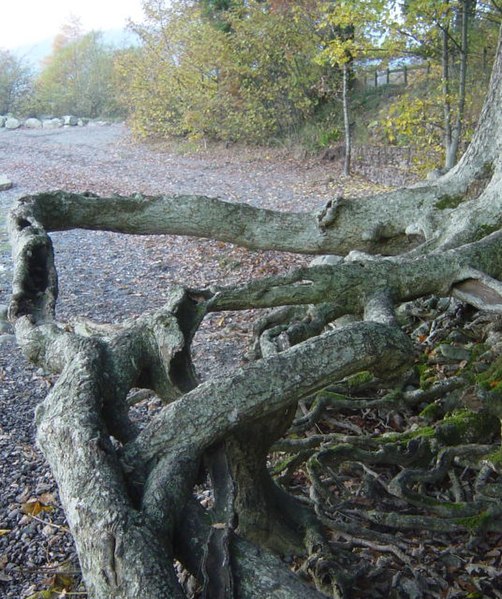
[386,68,390,85]
[404,65,408,85]
[374,70,378,88]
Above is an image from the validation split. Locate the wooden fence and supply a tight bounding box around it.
[361,48,492,89]
[361,63,429,89]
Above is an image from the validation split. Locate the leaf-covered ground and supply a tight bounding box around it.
[0,124,501,598]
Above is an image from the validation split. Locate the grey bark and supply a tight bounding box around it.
[7,23,502,599]
[444,0,470,170]
[342,62,351,177]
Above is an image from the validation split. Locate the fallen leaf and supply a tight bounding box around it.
[21,499,54,517]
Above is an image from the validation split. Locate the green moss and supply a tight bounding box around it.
[382,425,436,444]
[416,363,437,390]
[382,388,403,404]
[454,511,491,533]
[486,448,502,467]
[480,160,494,179]
[384,410,497,447]
[271,453,301,475]
[476,355,502,390]
[419,402,442,422]
[345,370,373,389]
[435,194,464,210]
[476,223,499,239]
[436,409,499,445]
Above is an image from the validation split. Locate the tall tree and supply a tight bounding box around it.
[121,0,325,142]
[0,50,33,114]
[388,0,501,170]
[35,29,120,117]
[318,0,390,175]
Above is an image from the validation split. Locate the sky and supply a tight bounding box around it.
[0,0,145,50]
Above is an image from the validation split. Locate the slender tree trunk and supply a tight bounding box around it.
[342,62,351,177]
[446,0,469,170]
[442,14,453,170]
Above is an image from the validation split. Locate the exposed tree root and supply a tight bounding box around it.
[6,30,502,598]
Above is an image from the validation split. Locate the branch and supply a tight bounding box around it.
[122,322,413,471]
[7,187,442,257]
[206,232,502,313]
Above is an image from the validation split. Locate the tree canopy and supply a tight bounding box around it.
[0,49,33,114]
[34,29,119,118]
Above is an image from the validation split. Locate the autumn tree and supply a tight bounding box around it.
[0,49,33,114]
[7,16,502,599]
[382,0,501,171]
[119,0,326,142]
[34,25,120,118]
[317,0,390,175]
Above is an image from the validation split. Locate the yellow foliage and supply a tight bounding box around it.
[117,0,326,143]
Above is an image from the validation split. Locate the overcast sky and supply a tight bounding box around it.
[0,0,145,50]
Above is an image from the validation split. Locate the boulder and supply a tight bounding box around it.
[5,117,21,130]
[77,118,88,127]
[0,175,13,191]
[42,118,63,129]
[24,117,43,129]
[63,115,78,126]
[0,115,6,127]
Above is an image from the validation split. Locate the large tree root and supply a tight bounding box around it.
[7,31,502,597]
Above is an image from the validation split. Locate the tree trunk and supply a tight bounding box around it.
[442,12,453,170]
[445,0,470,170]
[342,62,351,177]
[7,23,502,599]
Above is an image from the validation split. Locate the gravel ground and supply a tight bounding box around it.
[0,122,361,598]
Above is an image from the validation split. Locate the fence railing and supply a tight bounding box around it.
[360,48,492,89]
[360,63,430,89]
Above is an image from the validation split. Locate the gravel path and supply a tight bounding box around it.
[0,123,354,598]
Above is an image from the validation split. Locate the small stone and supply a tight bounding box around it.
[437,297,452,311]
[309,254,344,266]
[0,175,13,191]
[42,524,56,537]
[412,322,430,340]
[438,344,471,362]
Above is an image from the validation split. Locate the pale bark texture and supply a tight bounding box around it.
[7,25,502,599]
